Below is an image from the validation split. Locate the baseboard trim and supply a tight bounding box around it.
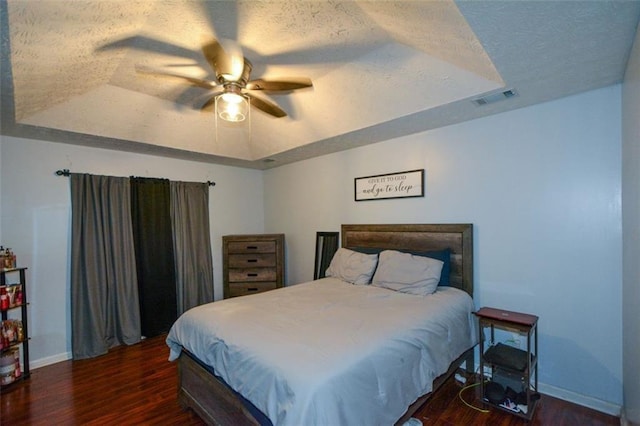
[621,408,640,426]
[538,382,621,417]
[621,410,629,426]
[30,352,72,370]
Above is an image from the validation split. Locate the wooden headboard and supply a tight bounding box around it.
[341,224,474,296]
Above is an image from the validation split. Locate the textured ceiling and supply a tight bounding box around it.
[1,0,639,169]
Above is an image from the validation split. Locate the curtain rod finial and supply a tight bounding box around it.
[56,169,70,176]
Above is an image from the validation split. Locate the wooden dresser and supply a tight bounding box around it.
[222,234,285,299]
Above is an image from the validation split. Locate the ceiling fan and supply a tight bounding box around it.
[103,37,313,122]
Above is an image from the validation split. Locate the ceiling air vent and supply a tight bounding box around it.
[472,89,517,106]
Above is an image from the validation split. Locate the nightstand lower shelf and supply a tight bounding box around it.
[476,307,539,421]
[484,394,539,419]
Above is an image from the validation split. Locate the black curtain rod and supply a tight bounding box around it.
[55,169,216,186]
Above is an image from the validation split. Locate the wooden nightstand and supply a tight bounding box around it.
[475,307,539,420]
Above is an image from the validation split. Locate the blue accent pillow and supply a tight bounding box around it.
[350,247,451,286]
[412,249,451,286]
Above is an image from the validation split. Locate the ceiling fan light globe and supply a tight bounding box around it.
[219,108,245,122]
[216,92,249,122]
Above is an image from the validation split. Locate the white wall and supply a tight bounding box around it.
[264,86,623,413]
[622,22,640,425]
[0,136,265,366]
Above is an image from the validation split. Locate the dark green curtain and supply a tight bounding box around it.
[130,177,177,338]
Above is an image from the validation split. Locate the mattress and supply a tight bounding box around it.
[166,277,477,426]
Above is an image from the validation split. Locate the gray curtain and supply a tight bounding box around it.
[170,181,214,315]
[70,174,141,359]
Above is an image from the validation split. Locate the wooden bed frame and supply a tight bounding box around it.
[176,223,474,425]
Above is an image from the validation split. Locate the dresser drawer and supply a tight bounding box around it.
[227,241,276,254]
[228,253,276,268]
[228,268,277,282]
[228,282,278,297]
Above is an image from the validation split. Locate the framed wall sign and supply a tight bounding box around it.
[354,169,424,201]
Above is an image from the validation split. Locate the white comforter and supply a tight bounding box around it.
[166,278,477,426]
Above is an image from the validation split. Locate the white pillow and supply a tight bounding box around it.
[372,250,444,295]
[325,248,378,285]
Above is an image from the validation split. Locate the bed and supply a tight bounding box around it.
[166,223,475,425]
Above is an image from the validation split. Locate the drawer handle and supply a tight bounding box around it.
[246,246,258,250]
[247,259,258,263]
[247,273,258,277]
[247,287,258,292]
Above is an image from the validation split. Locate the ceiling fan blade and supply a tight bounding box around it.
[246,93,287,118]
[162,62,201,68]
[135,66,218,90]
[97,36,199,62]
[259,40,379,66]
[246,78,312,92]
[202,38,244,81]
[196,0,238,44]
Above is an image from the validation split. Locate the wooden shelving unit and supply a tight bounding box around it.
[1,267,30,388]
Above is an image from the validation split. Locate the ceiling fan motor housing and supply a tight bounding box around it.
[218,59,253,87]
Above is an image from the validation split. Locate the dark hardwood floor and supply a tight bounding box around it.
[1,335,619,425]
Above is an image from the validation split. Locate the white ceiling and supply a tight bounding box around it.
[1,1,639,169]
